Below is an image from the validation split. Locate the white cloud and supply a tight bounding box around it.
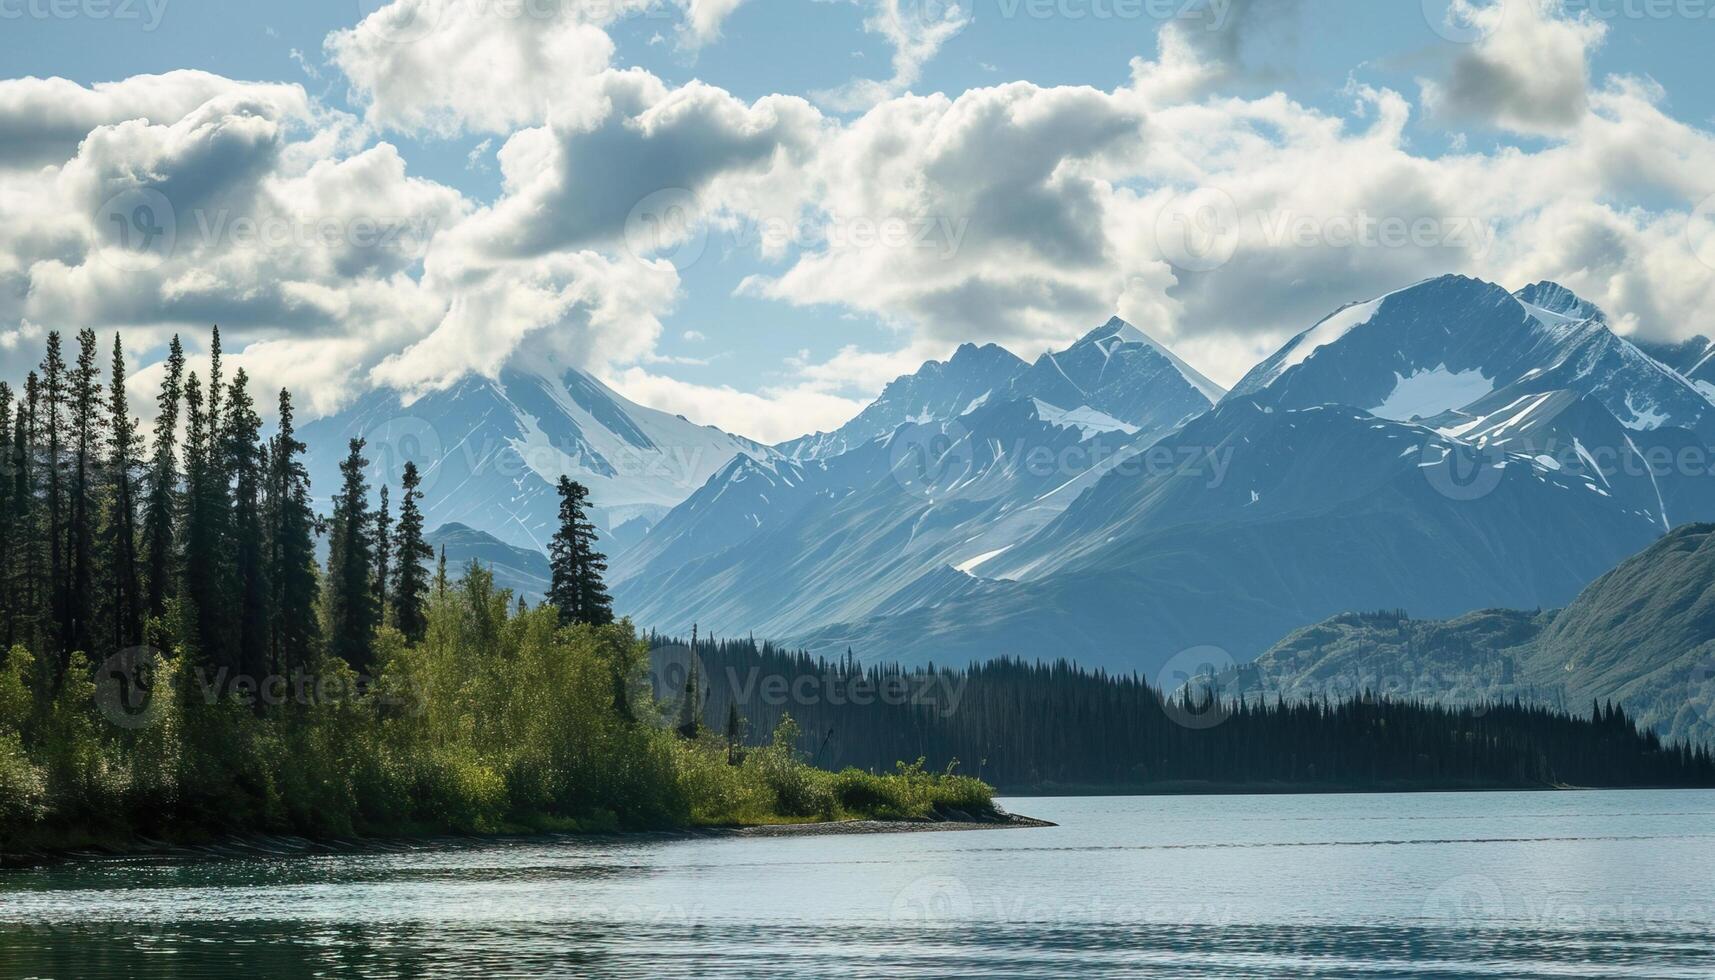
[679,0,749,47]
[325,0,621,136]
[7,5,1715,444]
[1421,0,1606,135]
[605,365,866,443]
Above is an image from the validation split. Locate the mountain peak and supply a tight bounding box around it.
[1514,281,1603,323]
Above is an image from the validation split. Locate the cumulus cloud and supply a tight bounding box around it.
[1422,0,1606,135]
[0,71,302,169]
[325,0,622,136]
[679,0,749,47]
[444,70,824,262]
[6,4,1715,442]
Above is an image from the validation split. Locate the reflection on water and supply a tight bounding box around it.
[4,791,1714,978]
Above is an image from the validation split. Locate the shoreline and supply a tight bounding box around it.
[0,811,1054,870]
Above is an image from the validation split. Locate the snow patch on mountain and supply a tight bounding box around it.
[1030,399,1137,437]
[1371,365,1494,421]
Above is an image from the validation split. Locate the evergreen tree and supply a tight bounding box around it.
[0,384,12,648]
[104,335,144,649]
[179,364,236,666]
[390,461,432,644]
[39,332,67,673]
[326,438,379,674]
[141,336,184,622]
[264,388,319,677]
[225,370,269,683]
[724,700,746,764]
[10,376,41,650]
[373,484,391,621]
[435,543,448,600]
[65,329,104,660]
[547,476,612,627]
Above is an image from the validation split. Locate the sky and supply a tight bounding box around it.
[0,0,1713,442]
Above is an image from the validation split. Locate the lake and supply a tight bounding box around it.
[3,790,1713,978]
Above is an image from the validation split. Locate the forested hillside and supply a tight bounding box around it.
[0,328,992,855]
[653,635,1715,792]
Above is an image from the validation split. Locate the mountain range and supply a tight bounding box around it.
[304,273,1715,740]
[614,274,1715,681]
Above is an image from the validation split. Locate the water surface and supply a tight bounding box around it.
[4,791,1713,977]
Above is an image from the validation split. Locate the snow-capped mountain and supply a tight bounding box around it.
[778,342,1027,461]
[1008,317,1224,433]
[642,274,1712,672]
[778,318,1221,461]
[301,367,773,551]
[798,398,1663,673]
[611,319,1225,636]
[1227,275,1712,433]
[612,394,1167,638]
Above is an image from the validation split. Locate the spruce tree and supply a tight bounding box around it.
[65,329,103,660]
[326,438,379,674]
[11,376,41,650]
[390,461,432,644]
[373,484,391,621]
[39,332,67,673]
[104,335,144,649]
[225,370,269,683]
[0,384,12,648]
[140,335,184,622]
[264,388,320,677]
[548,476,613,627]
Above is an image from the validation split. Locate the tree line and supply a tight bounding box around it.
[0,326,616,692]
[653,634,1715,791]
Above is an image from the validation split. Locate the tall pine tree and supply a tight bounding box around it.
[548,476,613,627]
[225,370,270,683]
[39,332,68,674]
[264,388,320,677]
[65,329,104,660]
[104,335,144,649]
[373,484,391,623]
[390,461,432,644]
[140,336,184,623]
[326,438,379,674]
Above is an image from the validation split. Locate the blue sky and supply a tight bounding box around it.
[2,0,1713,440]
